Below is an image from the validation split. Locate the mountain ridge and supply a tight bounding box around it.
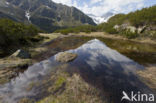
[0,0,96,32]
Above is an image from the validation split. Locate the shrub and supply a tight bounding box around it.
[120,29,138,39]
[105,28,118,34]
[98,5,156,37]
[0,18,40,57]
[153,31,156,39]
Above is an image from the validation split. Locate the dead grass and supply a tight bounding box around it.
[71,32,156,45]
[29,33,61,58]
[0,57,32,84]
[0,57,31,69]
[39,33,62,43]
[37,64,105,103]
[137,66,156,91]
[55,52,77,63]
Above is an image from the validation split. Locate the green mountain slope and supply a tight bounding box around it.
[97,5,156,38]
[0,0,95,32]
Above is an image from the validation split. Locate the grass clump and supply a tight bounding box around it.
[37,74,104,103]
[54,76,66,90]
[36,64,105,103]
[137,66,156,92]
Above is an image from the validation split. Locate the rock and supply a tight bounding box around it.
[11,49,31,59]
[126,26,137,33]
[114,25,120,31]
[138,26,146,33]
[121,23,130,29]
[114,24,137,33]
[55,52,77,63]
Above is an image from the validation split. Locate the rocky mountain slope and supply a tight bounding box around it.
[88,12,114,24]
[0,0,95,32]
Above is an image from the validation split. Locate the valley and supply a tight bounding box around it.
[0,0,156,103]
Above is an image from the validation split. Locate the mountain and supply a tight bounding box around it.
[88,12,114,24]
[0,0,96,32]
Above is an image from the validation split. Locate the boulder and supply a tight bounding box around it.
[114,24,137,33]
[114,25,120,31]
[55,52,77,63]
[11,49,31,59]
[121,23,130,29]
[126,26,137,33]
[138,26,146,33]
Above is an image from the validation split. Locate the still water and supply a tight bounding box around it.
[0,36,156,103]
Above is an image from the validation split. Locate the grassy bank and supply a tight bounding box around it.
[71,32,156,45]
[0,33,61,84]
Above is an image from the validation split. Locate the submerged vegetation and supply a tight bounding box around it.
[0,19,41,57]
[16,64,104,103]
[36,64,104,103]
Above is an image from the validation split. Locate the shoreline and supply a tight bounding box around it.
[71,32,156,45]
[0,32,155,102]
[0,33,62,84]
[0,32,156,84]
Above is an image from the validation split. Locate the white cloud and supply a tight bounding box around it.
[73,0,78,7]
[52,0,72,6]
[90,0,102,5]
[52,0,147,16]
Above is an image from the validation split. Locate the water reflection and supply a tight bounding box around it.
[0,58,58,103]
[68,39,155,103]
[70,39,144,71]
[0,39,155,103]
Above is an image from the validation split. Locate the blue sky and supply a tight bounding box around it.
[52,0,156,16]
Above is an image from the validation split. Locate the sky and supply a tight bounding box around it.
[52,0,156,16]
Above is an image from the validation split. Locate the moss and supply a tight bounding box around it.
[54,76,66,89]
